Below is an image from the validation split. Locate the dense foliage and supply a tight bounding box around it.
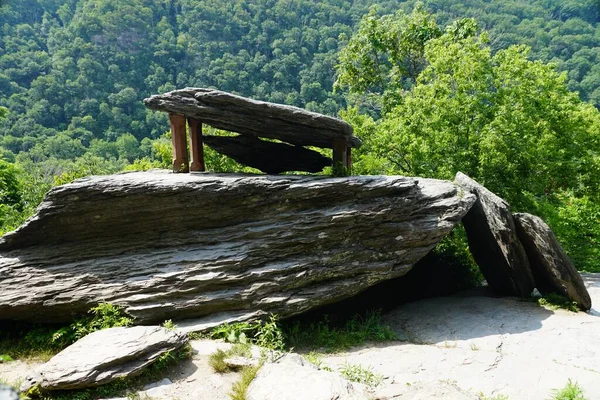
[339,8,600,271]
[0,0,599,270]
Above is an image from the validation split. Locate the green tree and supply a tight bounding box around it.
[335,3,442,114]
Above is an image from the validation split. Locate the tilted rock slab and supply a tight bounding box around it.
[455,172,535,297]
[144,88,361,149]
[247,354,369,400]
[0,172,474,326]
[20,326,187,392]
[514,213,592,310]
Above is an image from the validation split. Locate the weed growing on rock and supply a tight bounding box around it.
[538,294,580,313]
[209,349,230,373]
[283,310,396,353]
[304,352,333,372]
[551,379,587,400]
[338,362,383,387]
[161,320,177,331]
[228,364,261,400]
[478,394,509,400]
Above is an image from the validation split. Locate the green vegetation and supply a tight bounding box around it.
[338,362,384,387]
[209,344,253,373]
[478,395,509,400]
[210,315,285,352]
[283,311,396,353]
[228,364,261,400]
[0,303,132,361]
[551,379,587,400]
[339,6,600,272]
[538,293,581,312]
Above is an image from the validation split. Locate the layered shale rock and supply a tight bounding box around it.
[0,171,474,326]
[144,88,361,149]
[514,213,592,310]
[20,326,187,392]
[455,172,535,297]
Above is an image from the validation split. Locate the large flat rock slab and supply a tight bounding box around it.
[0,172,474,325]
[455,172,535,297]
[322,274,600,400]
[20,326,187,392]
[144,88,361,149]
[514,212,591,310]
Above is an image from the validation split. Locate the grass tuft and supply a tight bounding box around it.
[338,362,383,387]
[228,364,261,400]
[551,379,587,400]
[209,344,253,373]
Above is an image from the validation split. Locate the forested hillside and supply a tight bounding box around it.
[1,0,599,271]
[2,0,600,158]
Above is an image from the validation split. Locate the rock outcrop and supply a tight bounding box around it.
[246,354,368,400]
[0,171,475,325]
[202,135,331,174]
[514,213,592,310]
[20,326,187,393]
[455,172,535,297]
[144,88,361,149]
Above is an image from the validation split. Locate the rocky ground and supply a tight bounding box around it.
[2,274,598,400]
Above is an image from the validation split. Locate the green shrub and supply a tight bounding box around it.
[210,315,285,351]
[283,310,396,353]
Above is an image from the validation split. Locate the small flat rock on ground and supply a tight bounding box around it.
[20,326,187,392]
[373,381,477,400]
[247,354,369,400]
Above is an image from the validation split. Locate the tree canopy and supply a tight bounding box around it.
[339,7,600,271]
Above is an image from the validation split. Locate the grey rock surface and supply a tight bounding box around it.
[514,213,592,310]
[455,172,535,297]
[20,326,187,392]
[373,381,477,400]
[203,134,331,174]
[246,354,368,400]
[144,88,361,149]
[0,172,474,325]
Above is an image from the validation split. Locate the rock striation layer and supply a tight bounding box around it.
[20,326,187,392]
[514,213,592,310]
[0,171,474,326]
[455,172,535,297]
